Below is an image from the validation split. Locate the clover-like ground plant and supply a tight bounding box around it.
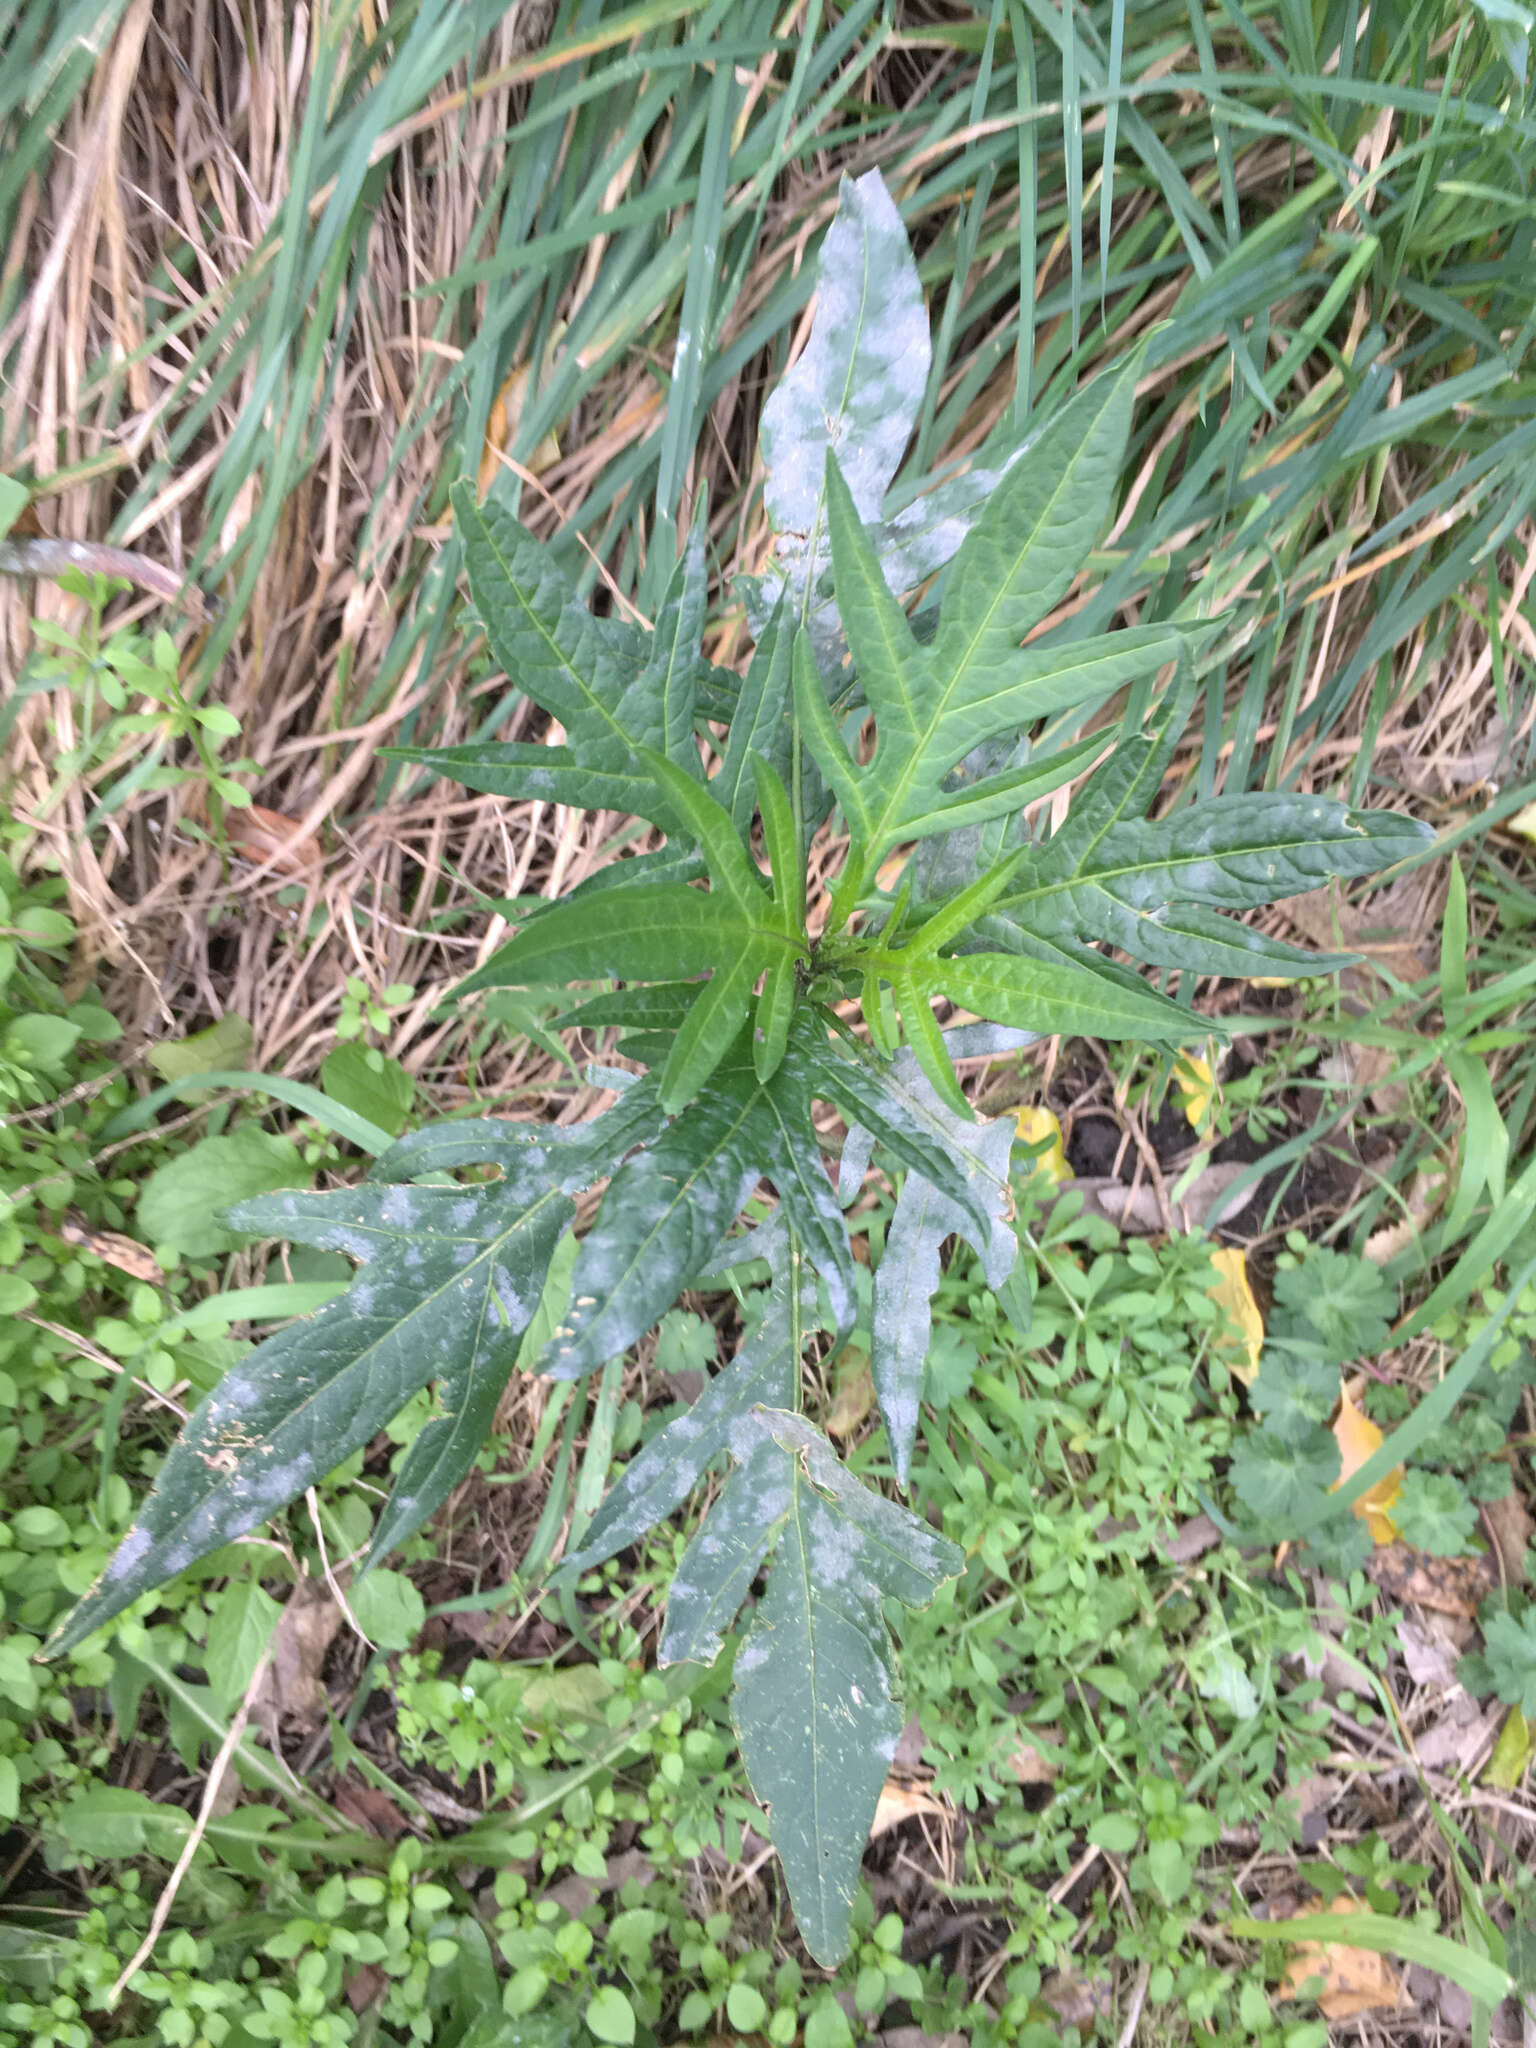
[50,172,1431,1964]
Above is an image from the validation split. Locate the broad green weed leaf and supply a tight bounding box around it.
[929,349,1146,687]
[371,1083,664,1190]
[807,1037,1012,1253]
[1390,1471,1479,1557]
[147,1013,256,1091]
[917,947,1196,1047]
[732,1410,964,1965]
[661,952,764,1109]
[541,1024,854,1380]
[717,598,795,838]
[0,474,29,542]
[847,1051,1018,1483]
[813,448,1186,878]
[1227,1409,1342,1529]
[584,1986,636,2047]
[205,1579,281,1710]
[558,1280,800,1583]
[1477,1609,1536,1717]
[137,1127,310,1259]
[1272,1250,1397,1363]
[321,1042,414,1137]
[460,753,805,1112]
[430,480,708,830]
[381,740,665,823]
[364,1233,579,1569]
[748,173,1005,679]
[346,1568,426,1651]
[640,495,716,767]
[987,696,1434,982]
[455,883,768,995]
[50,1161,575,1654]
[903,731,1107,839]
[555,985,699,1033]
[1248,1349,1340,1434]
[661,1432,791,1667]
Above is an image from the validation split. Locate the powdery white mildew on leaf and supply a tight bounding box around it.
[760,170,928,537]
[731,1409,963,1966]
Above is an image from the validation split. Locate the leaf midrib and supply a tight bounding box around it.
[1000,818,1371,914]
[865,621,1178,856]
[556,1090,765,1360]
[863,403,1118,853]
[474,503,639,763]
[122,1187,570,1574]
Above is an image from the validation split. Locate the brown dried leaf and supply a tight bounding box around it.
[1364,1167,1447,1265]
[1367,1542,1497,1617]
[1279,879,1436,989]
[1163,1513,1222,1565]
[1395,1612,1465,1690]
[56,1216,164,1282]
[892,1714,927,1775]
[1278,1897,1404,2017]
[871,1779,948,1839]
[257,1577,341,1726]
[1483,1490,1533,1587]
[1038,1971,1114,2028]
[1414,1691,1502,1774]
[1006,1726,1061,1787]
[225,804,322,880]
[331,1778,409,1841]
[1069,1159,1257,1236]
[1283,1772,1336,1850]
[345,1964,388,2015]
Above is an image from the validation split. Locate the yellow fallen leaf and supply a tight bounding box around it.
[1485,1707,1532,1790]
[1332,1383,1402,1544]
[1509,798,1536,845]
[1279,1897,1404,2018]
[477,339,564,497]
[1014,1106,1069,1185]
[1173,1050,1216,1127]
[825,1344,874,1440]
[1206,1247,1263,1385]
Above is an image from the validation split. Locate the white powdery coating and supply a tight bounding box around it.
[761,171,929,534]
[327,1228,375,1262]
[106,1526,153,1581]
[380,1185,412,1226]
[808,1503,859,1588]
[725,1414,763,1462]
[734,1633,770,1677]
[241,1458,311,1513]
[491,1270,524,1323]
[215,1373,262,1416]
